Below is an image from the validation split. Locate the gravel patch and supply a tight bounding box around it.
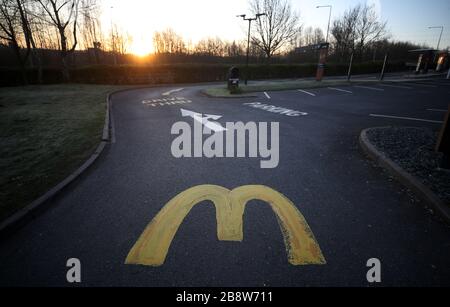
[366,127,450,205]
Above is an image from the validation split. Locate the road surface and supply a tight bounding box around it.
[0,78,449,286]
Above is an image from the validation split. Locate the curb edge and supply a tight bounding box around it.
[0,91,116,237]
[359,127,450,224]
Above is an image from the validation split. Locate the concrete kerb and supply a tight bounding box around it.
[359,128,450,224]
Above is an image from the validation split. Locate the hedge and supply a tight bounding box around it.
[0,61,407,86]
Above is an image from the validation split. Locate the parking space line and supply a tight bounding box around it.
[370,114,443,124]
[354,85,385,92]
[264,92,271,99]
[297,89,316,97]
[328,87,353,94]
[427,109,448,112]
[379,83,412,90]
[410,83,438,88]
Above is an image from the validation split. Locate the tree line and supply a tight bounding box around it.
[0,0,439,84]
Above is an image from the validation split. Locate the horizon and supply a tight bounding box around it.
[100,0,450,56]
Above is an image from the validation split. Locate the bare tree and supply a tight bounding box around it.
[0,0,32,83]
[152,28,185,54]
[301,26,324,46]
[355,4,388,60]
[249,0,301,60]
[331,5,360,61]
[225,40,245,57]
[108,23,131,64]
[79,0,102,63]
[194,37,225,57]
[331,4,388,61]
[36,0,80,81]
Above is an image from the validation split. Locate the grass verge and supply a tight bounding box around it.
[202,79,373,97]
[0,84,128,222]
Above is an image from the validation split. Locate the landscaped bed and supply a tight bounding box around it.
[366,127,450,205]
[0,84,127,222]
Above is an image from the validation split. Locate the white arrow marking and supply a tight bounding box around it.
[180,108,227,132]
[162,88,184,96]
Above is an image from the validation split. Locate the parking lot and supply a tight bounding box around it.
[0,77,449,287]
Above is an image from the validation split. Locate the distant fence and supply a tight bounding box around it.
[0,61,408,87]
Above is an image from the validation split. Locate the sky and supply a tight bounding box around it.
[101,0,450,55]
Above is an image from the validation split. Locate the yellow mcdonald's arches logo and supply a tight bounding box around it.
[125,185,325,266]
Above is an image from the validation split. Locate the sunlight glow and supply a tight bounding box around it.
[101,0,250,56]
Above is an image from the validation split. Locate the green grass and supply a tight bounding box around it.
[203,79,379,97]
[204,87,258,98]
[0,84,128,222]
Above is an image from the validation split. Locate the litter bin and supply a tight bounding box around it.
[227,67,240,91]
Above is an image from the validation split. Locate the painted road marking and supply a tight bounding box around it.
[297,89,316,97]
[427,109,448,112]
[180,108,227,132]
[142,97,192,107]
[244,102,308,117]
[162,88,184,96]
[264,92,271,99]
[125,185,326,266]
[379,83,412,90]
[410,83,438,88]
[370,114,444,124]
[354,85,385,92]
[328,87,353,94]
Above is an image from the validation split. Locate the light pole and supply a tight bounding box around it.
[428,26,444,50]
[237,13,266,85]
[110,6,117,65]
[316,5,332,43]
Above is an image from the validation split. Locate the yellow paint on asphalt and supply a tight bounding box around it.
[125,185,325,266]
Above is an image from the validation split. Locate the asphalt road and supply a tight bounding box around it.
[0,78,450,287]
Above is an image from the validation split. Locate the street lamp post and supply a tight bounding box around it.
[237,13,266,85]
[316,5,332,43]
[428,26,444,50]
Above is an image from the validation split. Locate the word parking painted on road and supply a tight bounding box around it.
[125,185,326,267]
[244,102,308,117]
[142,96,192,107]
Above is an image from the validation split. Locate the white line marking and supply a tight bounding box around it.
[370,114,444,124]
[427,109,448,112]
[297,89,316,96]
[264,92,271,99]
[328,87,353,94]
[410,83,437,88]
[354,85,385,92]
[379,83,413,90]
[162,88,184,96]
